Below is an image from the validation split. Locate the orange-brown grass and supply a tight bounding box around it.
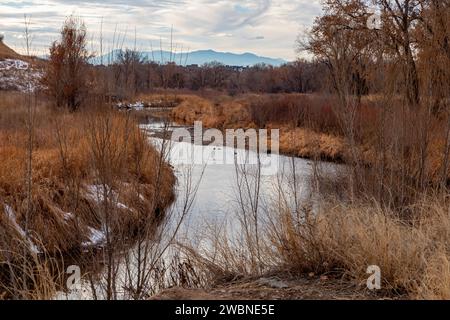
[169,93,347,161]
[170,92,450,188]
[171,95,221,128]
[0,41,24,60]
[278,126,346,161]
[0,92,175,256]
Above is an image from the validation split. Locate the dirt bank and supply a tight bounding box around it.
[167,93,347,162]
[0,93,176,265]
[151,274,396,300]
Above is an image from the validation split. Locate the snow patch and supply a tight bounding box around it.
[0,58,43,92]
[85,184,110,203]
[117,202,130,210]
[0,59,29,70]
[115,101,145,110]
[82,226,106,247]
[85,184,130,211]
[3,204,40,254]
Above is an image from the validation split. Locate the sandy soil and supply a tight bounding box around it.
[151,274,402,300]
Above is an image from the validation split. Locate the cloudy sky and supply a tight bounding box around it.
[0,0,322,61]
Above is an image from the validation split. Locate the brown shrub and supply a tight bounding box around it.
[0,92,175,256]
[41,16,91,111]
[268,197,450,298]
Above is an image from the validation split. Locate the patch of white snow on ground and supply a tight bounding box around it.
[3,204,40,254]
[115,101,146,110]
[82,226,106,247]
[0,59,29,70]
[85,184,130,211]
[0,58,44,92]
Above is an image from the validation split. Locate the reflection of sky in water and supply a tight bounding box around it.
[57,121,340,299]
[146,121,340,243]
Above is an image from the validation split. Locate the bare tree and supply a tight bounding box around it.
[42,16,90,111]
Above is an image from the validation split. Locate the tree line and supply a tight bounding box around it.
[94,54,327,98]
[40,17,330,107]
[42,0,448,113]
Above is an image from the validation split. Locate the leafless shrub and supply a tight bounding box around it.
[41,16,91,111]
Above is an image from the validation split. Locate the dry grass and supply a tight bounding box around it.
[0,41,23,60]
[0,91,175,278]
[0,107,174,252]
[170,94,220,127]
[189,195,450,299]
[268,197,450,299]
[278,127,345,161]
[169,93,347,161]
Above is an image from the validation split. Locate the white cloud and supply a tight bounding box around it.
[0,0,322,60]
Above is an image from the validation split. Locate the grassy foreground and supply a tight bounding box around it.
[0,91,175,298]
[138,91,450,300]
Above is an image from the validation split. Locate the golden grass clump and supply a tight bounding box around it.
[278,127,346,162]
[270,197,450,298]
[0,92,175,256]
[170,93,346,161]
[171,95,221,128]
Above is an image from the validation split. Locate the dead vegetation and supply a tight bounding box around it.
[165,0,450,300]
[0,40,25,61]
[0,91,175,298]
[170,93,348,162]
[270,197,450,299]
[1,0,449,300]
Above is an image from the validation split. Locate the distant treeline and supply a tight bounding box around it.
[92,50,328,98]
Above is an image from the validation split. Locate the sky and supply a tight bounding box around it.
[0,0,322,61]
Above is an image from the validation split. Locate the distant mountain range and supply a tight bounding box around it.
[90,49,287,67]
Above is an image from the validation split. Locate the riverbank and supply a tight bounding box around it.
[0,92,176,298]
[149,196,450,300]
[166,93,347,163]
[136,116,450,300]
[137,92,448,188]
[151,273,386,300]
[134,95,450,300]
